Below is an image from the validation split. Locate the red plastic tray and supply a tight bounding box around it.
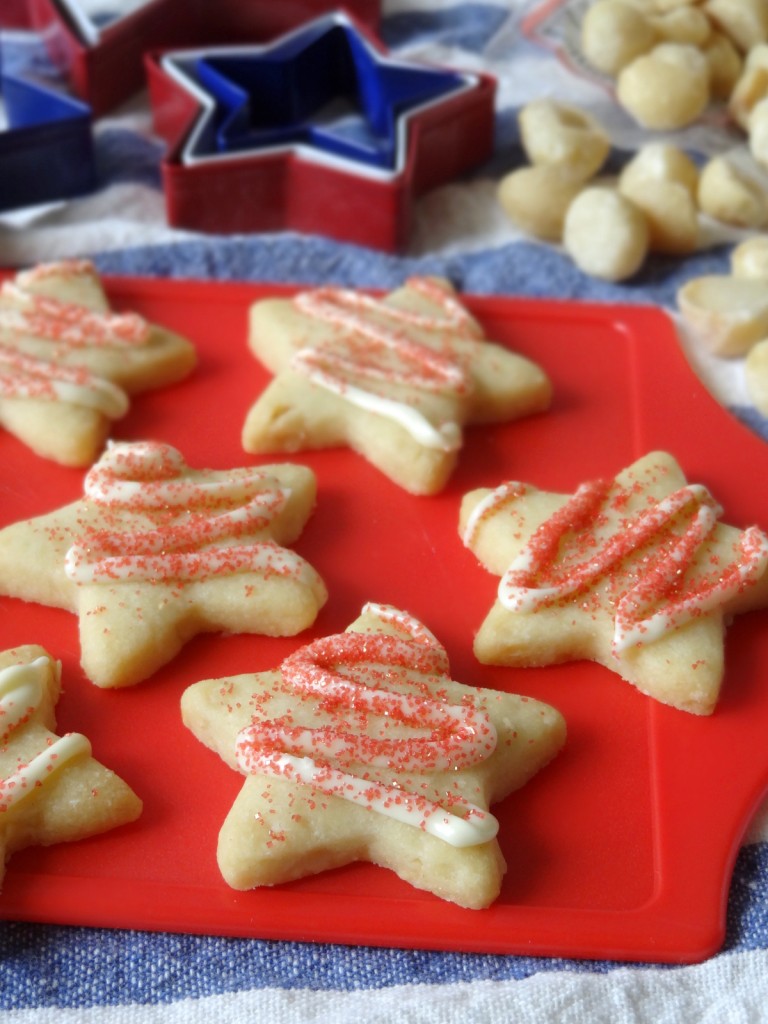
[1,277,767,964]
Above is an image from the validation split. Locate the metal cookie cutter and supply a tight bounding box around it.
[146,10,496,249]
[25,0,382,115]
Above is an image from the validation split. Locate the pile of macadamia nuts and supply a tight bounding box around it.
[580,1,768,225]
[498,95,768,281]
[497,0,768,416]
[496,0,768,283]
[581,0,767,131]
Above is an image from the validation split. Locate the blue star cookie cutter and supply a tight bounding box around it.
[189,13,468,170]
[146,10,496,248]
[0,47,96,213]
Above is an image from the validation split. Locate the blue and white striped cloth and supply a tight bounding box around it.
[2,3,768,1020]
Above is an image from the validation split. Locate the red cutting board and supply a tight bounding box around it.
[0,277,766,964]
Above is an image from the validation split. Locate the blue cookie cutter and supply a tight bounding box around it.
[189,13,467,171]
[0,44,96,213]
[146,9,495,247]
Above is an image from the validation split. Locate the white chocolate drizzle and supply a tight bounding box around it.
[0,260,147,418]
[466,475,768,653]
[236,603,499,848]
[289,278,477,452]
[0,344,129,418]
[64,441,316,588]
[0,657,91,815]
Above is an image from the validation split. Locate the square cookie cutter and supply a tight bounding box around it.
[146,10,496,249]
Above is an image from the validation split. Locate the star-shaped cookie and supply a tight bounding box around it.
[460,451,768,715]
[0,645,142,887]
[0,440,327,688]
[242,277,552,495]
[0,260,197,466]
[181,602,566,909]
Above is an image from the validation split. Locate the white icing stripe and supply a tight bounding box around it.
[84,441,281,507]
[498,484,719,611]
[66,441,312,588]
[0,281,149,348]
[0,733,91,813]
[64,540,318,586]
[84,471,282,508]
[293,296,469,390]
[294,279,480,340]
[236,606,499,849]
[290,280,474,452]
[0,658,49,743]
[475,474,768,652]
[614,525,768,651]
[361,601,444,658]
[461,481,528,548]
[15,259,94,287]
[0,656,91,816]
[0,346,129,418]
[248,751,498,848]
[72,491,292,560]
[49,379,129,418]
[293,353,462,451]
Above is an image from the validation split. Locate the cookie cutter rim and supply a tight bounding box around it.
[156,11,480,183]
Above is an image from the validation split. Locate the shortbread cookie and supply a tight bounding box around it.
[460,452,768,715]
[181,602,566,909]
[0,645,142,887]
[242,277,552,495]
[0,260,197,466]
[0,441,327,688]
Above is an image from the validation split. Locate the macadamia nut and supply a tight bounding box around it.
[563,187,650,281]
[653,0,706,11]
[697,155,768,227]
[498,166,585,241]
[618,143,700,252]
[518,100,610,180]
[729,62,768,131]
[619,142,699,195]
[731,236,768,279]
[702,31,743,99]
[677,275,768,355]
[581,0,658,76]
[703,0,768,54]
[617,43,710,129]
[619,178,699,253]
[648,6,712,46]
[749,98,768,169]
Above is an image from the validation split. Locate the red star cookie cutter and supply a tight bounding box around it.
[145,10,496,249]
[24,0,382,115]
